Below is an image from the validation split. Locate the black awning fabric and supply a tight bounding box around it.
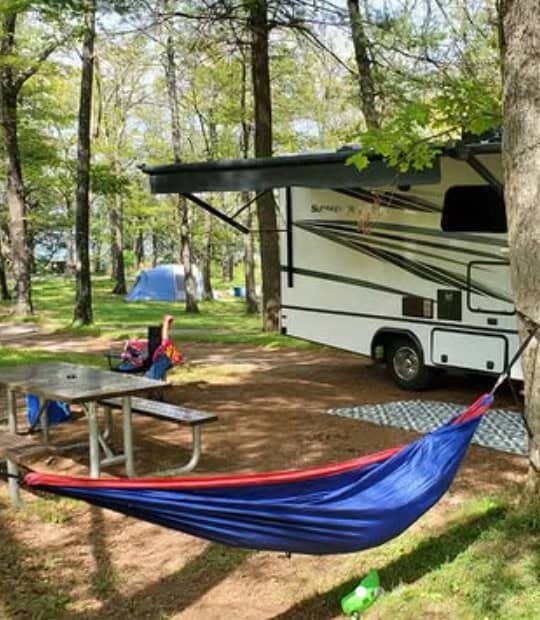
[141,150,442,194]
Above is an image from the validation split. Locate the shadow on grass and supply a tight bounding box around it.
[0,502,71,619]
[271,505,507,620]
[79,542,251,619]
[0,494,251,620]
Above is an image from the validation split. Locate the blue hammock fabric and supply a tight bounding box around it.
[25,394,493,555]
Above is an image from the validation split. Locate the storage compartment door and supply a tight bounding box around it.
[431,330,507,373]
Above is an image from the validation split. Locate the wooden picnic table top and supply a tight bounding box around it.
[0,362,166,404]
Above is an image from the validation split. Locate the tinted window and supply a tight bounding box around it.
[441,185,507,233]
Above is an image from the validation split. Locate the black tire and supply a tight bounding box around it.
[387,337,435,390]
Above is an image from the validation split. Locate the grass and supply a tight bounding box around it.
[0,275,320,348]
[0,493,537,619]
[275,496,540,619]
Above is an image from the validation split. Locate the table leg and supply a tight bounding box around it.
[122,396,135,477]
[86,401,100,478]
[155,426,202,476]
[6,389,21,506]
[103,405,113,440]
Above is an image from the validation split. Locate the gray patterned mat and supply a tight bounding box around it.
[327,400,528,456]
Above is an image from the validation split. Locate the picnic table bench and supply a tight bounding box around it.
[98,397,218,474]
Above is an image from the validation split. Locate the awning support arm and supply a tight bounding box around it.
[231,191,270,220]
[455,146,503,196]
[182,193,249,234]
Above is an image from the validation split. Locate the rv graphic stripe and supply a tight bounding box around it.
[334,188,440,213]
[282,305,518,336]
[295,220,512,304]
[280,266,426,298]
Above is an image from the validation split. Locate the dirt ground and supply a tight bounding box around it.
[0,336,529,619]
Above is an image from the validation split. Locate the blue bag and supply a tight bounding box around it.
[26,394,71,427]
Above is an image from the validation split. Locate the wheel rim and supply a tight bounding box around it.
[393,346,420,382]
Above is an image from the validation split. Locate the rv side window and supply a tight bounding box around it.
[441,185,507,233]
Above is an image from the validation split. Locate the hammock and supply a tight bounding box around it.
[25,394,493,555]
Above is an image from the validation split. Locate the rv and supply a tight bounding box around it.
[143,140,518,389]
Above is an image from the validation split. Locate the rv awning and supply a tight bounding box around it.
[140,149,441,194]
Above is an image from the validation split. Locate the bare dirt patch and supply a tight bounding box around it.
[0,339,527,619]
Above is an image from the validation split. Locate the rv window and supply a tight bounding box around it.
[441,185,507,233]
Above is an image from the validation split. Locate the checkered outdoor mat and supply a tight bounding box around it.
[327,400,528,456]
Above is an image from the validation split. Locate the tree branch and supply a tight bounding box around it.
[14,31,75,92]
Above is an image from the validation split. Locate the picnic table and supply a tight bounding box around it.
[0,362,165,504]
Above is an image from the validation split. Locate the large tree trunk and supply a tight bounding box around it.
[110,195,126,294]
[0,13,32,315]
[163,3,199,313]
[502,0,540,497]
[249,0,280,331]
[73,0,96,325]
[347,0,379,129]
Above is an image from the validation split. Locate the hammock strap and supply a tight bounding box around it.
[490,316,539,396]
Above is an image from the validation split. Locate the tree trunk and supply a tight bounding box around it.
[0,230,10,300]
[73,0,95,325]
[64,195,75,275]
[93,238,102,274]
[151,232,158,267]
[178,196,199,312]
[239,50,258,314]
[249,0,280,331]
[347,0,379,129]
[135,226,144,268]
[110,195,126,295]
[502,0,540,497]
[0,13,32,315]
[221,244,234,281]
[243,200,258,314]
[201,212,214,301]
[162,3,199,313]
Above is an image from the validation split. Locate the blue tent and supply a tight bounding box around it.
[126,265,202,302]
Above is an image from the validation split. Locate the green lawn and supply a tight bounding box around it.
[0,275,315,348]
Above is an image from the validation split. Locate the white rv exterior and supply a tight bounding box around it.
[278,150,519,388]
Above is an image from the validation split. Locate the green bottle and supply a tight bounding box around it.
[341,569,381,617]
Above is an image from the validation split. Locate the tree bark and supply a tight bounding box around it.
[201,212,214,301]
[239,50,258,314]
[151,232,158,267]
[162,3,199,313]
[347,0,379,129]
[0,13,32,315]
[73,0,96,325]
[249,0,280,331]
[135,226,144,268]
[243,198,258,314]
[0,229,10,300]
[502,0,540,497]
[110,194,126,294]
[221,244,234,281]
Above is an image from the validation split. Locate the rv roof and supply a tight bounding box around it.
[141,142,500,195]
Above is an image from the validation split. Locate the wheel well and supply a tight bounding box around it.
[371,329,424,363]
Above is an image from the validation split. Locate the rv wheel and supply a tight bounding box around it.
[387,338,434,390]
